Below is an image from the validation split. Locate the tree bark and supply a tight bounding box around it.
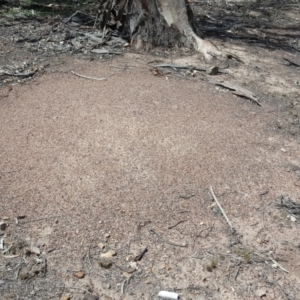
[98,0,221,59]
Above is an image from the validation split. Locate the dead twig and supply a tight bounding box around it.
[57,285,91,294]
[114,263,136,274]
[210,186,235,233]
[149,229,187,247]
[269,258,289,273]
[121,271,136,295]
[18,215,61,224]
[168,220,187,230]
[154,63,228,74]
[71,71,107,81]
[134,247,148,262]
[234,266,240,281]
[282,58,300,67]
[254,252,289,273]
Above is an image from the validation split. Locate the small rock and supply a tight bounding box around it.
[39,227,52,237]
[60,294,71,300]
[2,216,10,220]
[291,216,297,222]
[206,66,219,76]
[100,250,116,258]
[248,10,262,18]
[83,295,99,300]
[74,271,85,279]
[125,255,133,261]
[31,246,40,255]
[98,257,112,269]
[101,295,113,300]
[19,271,29,280]
[98,243,105,249]
[256,288,267,298]
[105,233,110,239]
[0,222,7,231]
[128,261,137,269]
[103,283,111,289]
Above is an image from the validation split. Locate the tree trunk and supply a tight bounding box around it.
[98,0,221,59]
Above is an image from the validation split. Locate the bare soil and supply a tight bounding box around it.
[1,1,300,300]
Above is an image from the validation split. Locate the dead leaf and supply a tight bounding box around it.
[60,294,71,300]
[256,288,267,298]
[206,66,219,75]
[39,227,52,237]
[128,261,137,269]
[101,295,113,300]
[100,250,116,258]
[291,216,297,222]
[150,68,165,77]
[74,271,85,279]
[83,295,99,300]
[98,242,105,249]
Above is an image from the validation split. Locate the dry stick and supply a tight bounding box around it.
[210,186,235,233]
[168,220,187,230]
[121,272,135,295]
[57,286,91,294]
[19,215,61,224]
[254,252,289,273]
[114,262,136,274]
[269,258,289,273]
[86,245,106,278]
[93,12,99,29]
[149,229,187,247]
[234,267,240,281]
[134,246,148,262]
[71,70,107,81]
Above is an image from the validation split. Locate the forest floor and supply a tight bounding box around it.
[1,1,300,300]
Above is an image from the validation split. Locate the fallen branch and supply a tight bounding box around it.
[210,186,235,233]
[91,49,122,55]
[71,71,107,81]
[208,78,261,106]
[154,63,228,74]
[200,21,242,32]
[283,58,300,67]
[149,229,187,247]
